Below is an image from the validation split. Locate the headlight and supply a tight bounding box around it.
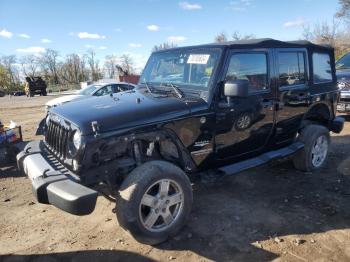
[73,130,81,149]
[338,82,346,90]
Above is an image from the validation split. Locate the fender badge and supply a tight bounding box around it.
[200,117,206,124]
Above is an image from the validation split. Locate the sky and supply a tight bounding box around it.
[0,0,340,71]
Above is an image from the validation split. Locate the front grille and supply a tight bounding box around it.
[45,120,70,159]
[339,80,350,90]
[340,97,350,103]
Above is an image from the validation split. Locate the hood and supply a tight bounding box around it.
[46,94,88,107]
[336,69,350,81]
[50,90,207,135]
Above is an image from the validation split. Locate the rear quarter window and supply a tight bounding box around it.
[313,53,333,84]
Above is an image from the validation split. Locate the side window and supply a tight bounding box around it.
[95,85,113,96]
[278,52,306,87]
[313,53,332,83]
[112,84,121,93]
[225,53,268,93]
[120,84,133,91]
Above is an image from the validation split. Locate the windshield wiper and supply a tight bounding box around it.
[163,82,184,99]
[140,81,153,94]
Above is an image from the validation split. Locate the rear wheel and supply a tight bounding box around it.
[293,124,330,172]
[116,161,193,245]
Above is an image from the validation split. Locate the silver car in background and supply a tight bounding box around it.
[45,82,136,110]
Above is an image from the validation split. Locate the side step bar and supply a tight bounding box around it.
[219,142,304,176]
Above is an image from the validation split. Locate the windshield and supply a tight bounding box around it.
[140,48,222,100]
[336,53,350,69]
[78,85,101,95]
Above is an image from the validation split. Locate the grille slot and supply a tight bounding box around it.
[45,120,69,158]
[339,80,350,90]
[340,97,350,102]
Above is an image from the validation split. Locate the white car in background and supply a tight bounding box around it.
[45,82,136,110]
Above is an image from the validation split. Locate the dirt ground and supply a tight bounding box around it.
[0,95,350,262]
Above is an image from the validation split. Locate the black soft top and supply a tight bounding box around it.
[154,38,333,53]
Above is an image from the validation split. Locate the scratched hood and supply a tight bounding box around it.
[50,90,205,135]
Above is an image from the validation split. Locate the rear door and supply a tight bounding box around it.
[215,49,276,160]
[273,48,310,146]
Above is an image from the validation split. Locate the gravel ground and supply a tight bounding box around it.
[0,95,350,262]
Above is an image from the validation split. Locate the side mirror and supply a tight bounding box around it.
[224,79,249,98]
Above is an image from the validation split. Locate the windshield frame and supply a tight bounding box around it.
[139,47,224,102]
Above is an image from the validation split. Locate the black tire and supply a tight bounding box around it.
[116,160,193,245]
[293,124,330,172]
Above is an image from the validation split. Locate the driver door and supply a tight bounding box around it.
[215,50,275,161]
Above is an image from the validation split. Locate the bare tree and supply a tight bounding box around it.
[58,54,88,84]
[20,55,39,77]
[39,49,60,84]
[117,54,134,76]
[104,54,119,79]
[85,49,102,81]
[215,31,255,43]
[302,18,350,58]
[337,0,350,20]
[214,32,228,43]
[152,42,177,52]
[231,31,255,41]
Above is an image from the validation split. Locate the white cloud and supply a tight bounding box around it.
[283,17,306,28]
[147,24,159,31]
[68,32,75,36]
[179,1,202,10]
[41,38,52,43]
[18,33,30,39]
[77,32,106,39]
[167,36,187,43]
[84,44,95,48]
[129,43,142,48]
[114,28,122,32]
[16,46,45,53]
[0,29,13,38]
[99,46,107,50]
[229,0,253,11]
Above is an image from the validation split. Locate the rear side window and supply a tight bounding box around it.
[278,52,306,87]
[313,53,332,83]
[225,53,268,93]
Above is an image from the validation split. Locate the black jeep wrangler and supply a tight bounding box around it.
[18,39,344,245]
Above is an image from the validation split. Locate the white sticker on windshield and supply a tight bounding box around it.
[187,54,210,64]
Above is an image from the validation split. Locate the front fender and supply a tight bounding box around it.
[35,118,46,136]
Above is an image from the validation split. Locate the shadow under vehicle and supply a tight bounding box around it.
[17,39,344,245]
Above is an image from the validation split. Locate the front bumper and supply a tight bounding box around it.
[337,90,350,113]
[329,116,345,133]
[17,141,98,215]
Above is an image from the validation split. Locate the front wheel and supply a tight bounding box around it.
[293,124,330,172]
[116,161,193,245]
